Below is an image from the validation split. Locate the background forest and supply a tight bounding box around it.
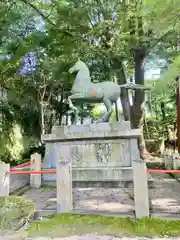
[0,0,180,163]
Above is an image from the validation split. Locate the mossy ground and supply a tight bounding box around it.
[0,196,35,230]
[41,185,56,189]
[27,213,180,238]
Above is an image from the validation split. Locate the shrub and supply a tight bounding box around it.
[0,196,35,230]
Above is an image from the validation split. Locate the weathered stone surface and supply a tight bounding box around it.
[132,161,149,218]
[10,172,29,193]
[55,144,72,213]
[30,153,41,188]
[55,140,130,167]
[42,122,140,141]
[0,162,9,196]
[42,122,141,183]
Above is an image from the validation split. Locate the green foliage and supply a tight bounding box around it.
[0,0,180,160]
[144,117,165,140]
[0,100,39,163]
[0,124,23,163]
[91,104,123,122]
[145,77,176,140]
[0,121,38,163]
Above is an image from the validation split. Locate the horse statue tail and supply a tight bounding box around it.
[119,82,150,90]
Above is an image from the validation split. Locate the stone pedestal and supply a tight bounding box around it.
[42,122,141,185]
[42,122,151,218]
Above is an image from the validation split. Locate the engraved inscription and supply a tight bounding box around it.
[69,146,82,163]
[58,160,71,166]
[65,132,85,138]
[95,143,112,162]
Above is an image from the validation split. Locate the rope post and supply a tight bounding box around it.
[30,153,41,188]
[164,150,173,170]
[172,153,180,170]
[0,162,9,196]
[132,160,149,219]
[56,146,72,214]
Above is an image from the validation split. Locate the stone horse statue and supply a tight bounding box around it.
[68,59,149,123]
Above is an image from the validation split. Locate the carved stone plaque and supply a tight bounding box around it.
[95,143,112,162]
[69,146,82,163]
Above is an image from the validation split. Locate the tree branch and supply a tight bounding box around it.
[46,1,57,18]
[153,31,172,47]
[149,29,174,51]
[19,0,73,37]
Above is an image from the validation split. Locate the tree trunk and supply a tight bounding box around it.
[66,113,69,125]
[80,104,84,124]
[131,48,149,158]
[40,101,45,135]
[120,85,131,121]
[58,92,64,125]
[160,102,165,120]
[115,101,119,121]
[111,58,131,121]
[47,113,54,134]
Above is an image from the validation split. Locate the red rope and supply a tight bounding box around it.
[10,159,34,171]
[7,168,180,174]
[8,169,56,175]
[146,169,180,173]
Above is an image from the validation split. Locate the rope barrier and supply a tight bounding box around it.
[146,169,180,173]
[8,169,180,175]
[7,157,180,175]
[8,169,56,175]
[10,159,35,171]
[9,167,30,171]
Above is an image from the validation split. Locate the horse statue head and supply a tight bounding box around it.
[69,58,87,74]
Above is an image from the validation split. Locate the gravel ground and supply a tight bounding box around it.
[24,236,180,240]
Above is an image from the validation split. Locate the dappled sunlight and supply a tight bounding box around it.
[150,173,180,214]
[24,187,134,214]
[74,199,134,212]
[151,197,180,213]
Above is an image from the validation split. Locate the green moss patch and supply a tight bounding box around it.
[27,213,180,237]
[41,185,56,190]
[0,196,35,230]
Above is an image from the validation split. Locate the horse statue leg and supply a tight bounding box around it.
[68,93,85,124]
[70,109,78,124]
[68,94,78,111]
[96,98,113,123]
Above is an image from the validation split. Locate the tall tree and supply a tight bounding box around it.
[6,0,180,158]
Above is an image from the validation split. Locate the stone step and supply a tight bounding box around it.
[34,210,56,220]
[146,159,165,169]
[72,166,132,170]
[34,209,135,220]
[151,212,180,220]
[43,166,135,185]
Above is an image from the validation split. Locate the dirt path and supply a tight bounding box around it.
[23,187,135,217]
[22,172,180,218]
[2,235,180,240]
[2,172,180,239]
[7,235,180,240]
